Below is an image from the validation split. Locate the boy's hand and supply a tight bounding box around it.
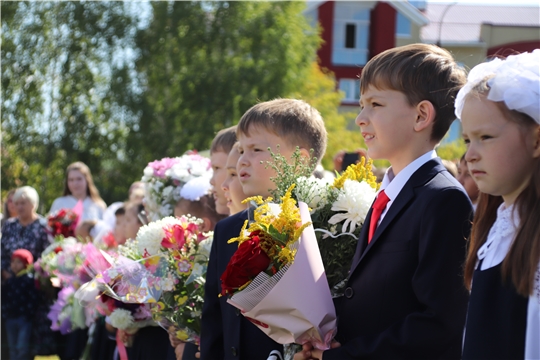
[293,341,341,360]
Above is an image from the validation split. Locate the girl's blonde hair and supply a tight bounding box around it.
[464,79,540,296]
[63,162,106,210]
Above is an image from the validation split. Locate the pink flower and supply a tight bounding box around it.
[148,157,180,178]
[161,224,186,250]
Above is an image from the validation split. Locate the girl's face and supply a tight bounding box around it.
[67,169,88,199]
[462,95,540,205]
[222,148,247,215]
[457,159,479,203]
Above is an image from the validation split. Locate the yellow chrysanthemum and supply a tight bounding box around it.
[333,157,379,191]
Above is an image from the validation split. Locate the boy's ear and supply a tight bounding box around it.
[298,147,311,161]
[414,100,436,132]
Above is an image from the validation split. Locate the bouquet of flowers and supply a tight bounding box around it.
[47,208,79,238]
[294,158,379,293]
[35,237,86,286]
[142,215,213,344]
[48,285,89,334]
[141,153,212,221]
[221,186,336,350]
[266,149,379,294]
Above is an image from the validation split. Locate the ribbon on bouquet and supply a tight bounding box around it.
[314,228,356,239]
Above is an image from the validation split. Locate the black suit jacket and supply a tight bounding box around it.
[325,159,473,360]
[201,210,283,360]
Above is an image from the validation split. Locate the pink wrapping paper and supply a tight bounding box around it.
[227,202,337,349]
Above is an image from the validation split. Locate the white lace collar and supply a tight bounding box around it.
[477,203,519,271]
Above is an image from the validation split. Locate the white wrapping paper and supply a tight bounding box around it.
[227,202,337,349]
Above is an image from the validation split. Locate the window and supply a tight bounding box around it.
[396,13,411,37]
[345,24,356,48]
[339,78,360,104]
[332,2,373,66]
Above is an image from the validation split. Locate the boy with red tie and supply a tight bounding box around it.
[298,44,473,359]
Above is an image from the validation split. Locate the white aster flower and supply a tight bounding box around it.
[109,308,135,330]
[328,179,377,234]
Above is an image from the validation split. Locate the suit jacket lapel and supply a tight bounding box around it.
[349,159,444,276]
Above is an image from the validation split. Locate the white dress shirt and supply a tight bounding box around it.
[377,150,438,226]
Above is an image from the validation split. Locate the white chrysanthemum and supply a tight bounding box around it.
[136,221,166,256]
[109,308,135,330]
[295,176,331,212]
[180,176,212,201]
[328,179,377,234]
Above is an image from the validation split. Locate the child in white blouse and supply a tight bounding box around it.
[458,50,540,359]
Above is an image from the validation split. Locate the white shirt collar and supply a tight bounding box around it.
[477,202,520,270]
[380,150,438,202]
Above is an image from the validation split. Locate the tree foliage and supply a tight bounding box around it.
[1,1,139,212]
[121,1,321,176]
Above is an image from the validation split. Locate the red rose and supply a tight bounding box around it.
[220,234,271,296]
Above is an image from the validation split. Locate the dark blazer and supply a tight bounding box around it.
[325,159,473,360]
[201,210,283,360]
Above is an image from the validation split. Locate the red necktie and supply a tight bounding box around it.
[368,190,390,243]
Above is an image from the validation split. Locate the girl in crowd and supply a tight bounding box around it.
[221,143,248,215]
[458,50,540,359]
[50,161,106,221]
[457,153,479,210]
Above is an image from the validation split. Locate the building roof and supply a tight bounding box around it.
[421,3,540,44]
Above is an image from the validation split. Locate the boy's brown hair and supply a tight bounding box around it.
[360,43,466,142]
[210,125,237,154]
[236,99,327,163]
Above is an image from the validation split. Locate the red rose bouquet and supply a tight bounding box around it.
[221,186,336,350]
[47,208,79,238]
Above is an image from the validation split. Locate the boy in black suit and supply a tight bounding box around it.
[298,44,472,359]
[201,99,327,359]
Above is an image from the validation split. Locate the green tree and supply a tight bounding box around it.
[1,1,138,210]
[121,1,321,180]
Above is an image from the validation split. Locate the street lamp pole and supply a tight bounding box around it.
[437,1,458,47]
